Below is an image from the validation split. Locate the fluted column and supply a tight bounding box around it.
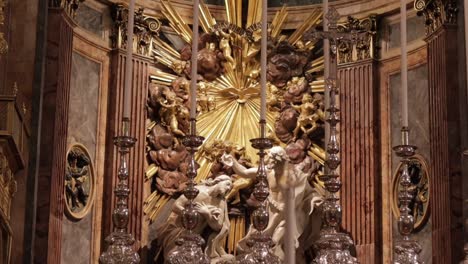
[337,58,380,264]
[415,0,462,262]
[34,8,74,264]
[333,14,380,264]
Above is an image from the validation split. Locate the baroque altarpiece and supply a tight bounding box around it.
[0,0,466,263]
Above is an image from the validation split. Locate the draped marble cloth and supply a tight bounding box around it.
[156,177,233,262]
[236,170,323,263]
[223,148,324,263]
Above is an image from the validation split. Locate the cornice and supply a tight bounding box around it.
[95,0,410,29]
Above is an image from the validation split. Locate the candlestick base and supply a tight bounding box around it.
[393,239,424,264]
[312,228,358,264]
[99,230,140,264]
[167,231,209,264]
[235,233,281,264]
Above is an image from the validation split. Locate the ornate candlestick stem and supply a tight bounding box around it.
[392,128,423,264]
[309,8,358,264]
[236,121,281,264]
[312,76,357,264]
[167,120,208,264]
[99,118,140,264]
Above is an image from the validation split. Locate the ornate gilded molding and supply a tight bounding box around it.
[111,4,162,57]
[0,0,8,55]
[0,147,17,219]
[414,0,458,35]
[336,14,378,64]
[49,0,85,17]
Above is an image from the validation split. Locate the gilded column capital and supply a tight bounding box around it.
[414,0,458,35]
[111,4,162,57]
[336,14,378,64]
[49,0,85,18]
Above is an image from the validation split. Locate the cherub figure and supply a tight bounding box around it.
[65,149,90,211]
[223,147,254,204]
[158,88,186,137]
[204,141,253,204]
[197,82,216,113]
[217,29,236,67]
[267,83,284,112]
[292,93,325,140]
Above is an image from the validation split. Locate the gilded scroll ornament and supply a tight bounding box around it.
[111,4,162,56]
[391,155,430,231]
[414,0,458,35]
[64,144,95,220]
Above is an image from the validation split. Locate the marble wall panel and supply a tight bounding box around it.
[66,52,99,157]
[387,15,426,49]
[74,4,104,38]
[61,51,100,264]
[389,64,432,264]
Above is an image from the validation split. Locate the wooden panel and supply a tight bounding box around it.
[338,59,380,264]
[102,51,150,250]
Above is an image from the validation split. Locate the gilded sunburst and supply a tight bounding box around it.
[144,0,325,222]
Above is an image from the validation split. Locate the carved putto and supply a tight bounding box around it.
[392,155,430,231]
[64,144,95,219]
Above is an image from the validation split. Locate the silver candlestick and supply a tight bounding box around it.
[305,8,361,264]
[393,128,423,264]
[167,120,209,264]
[312,78,357,264]
[100,118,140,264]
[236,121,281,264]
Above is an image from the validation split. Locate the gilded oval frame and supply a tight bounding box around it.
[64,143,96,220]
[391,154,430,231]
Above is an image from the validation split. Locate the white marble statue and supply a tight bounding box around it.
[156,175,234,263]
[221,146,323,263]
